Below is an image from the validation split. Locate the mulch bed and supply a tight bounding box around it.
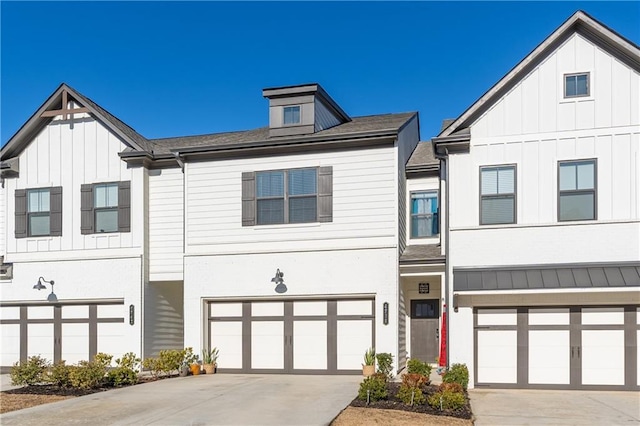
[2,375,162,397]
[349,382,472,420]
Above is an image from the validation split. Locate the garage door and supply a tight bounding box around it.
[0,301,126,372]
[208,299,374,374]
[475,306,639,390]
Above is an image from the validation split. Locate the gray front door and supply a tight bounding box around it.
[410,299,439,363]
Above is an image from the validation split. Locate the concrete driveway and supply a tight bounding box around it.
[0,374,361,426]
[470,388,640,425]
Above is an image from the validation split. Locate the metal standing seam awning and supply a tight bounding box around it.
[453,263,640,291]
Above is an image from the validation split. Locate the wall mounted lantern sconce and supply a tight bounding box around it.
[34,276,57,302]
[271,269,287,294]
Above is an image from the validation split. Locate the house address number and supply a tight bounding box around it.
[419,283,430,294]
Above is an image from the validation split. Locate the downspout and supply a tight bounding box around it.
[435,146,450,368]
[444,147,450,368]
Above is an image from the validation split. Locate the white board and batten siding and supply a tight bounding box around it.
[184,146,398,255]
[448,32,640,267]
[4,115,144,262]
[0,183,6,258]
[148,168,184,281]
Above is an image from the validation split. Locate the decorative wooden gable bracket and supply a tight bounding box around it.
[40,89,89,120]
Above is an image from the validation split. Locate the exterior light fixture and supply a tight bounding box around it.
[271,269,287,294]
[34,276,57,302]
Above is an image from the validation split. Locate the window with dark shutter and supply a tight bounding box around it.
[242,167,333,226]
[15,189,27,238]
[81,181,131,234]
[15,187,63,238]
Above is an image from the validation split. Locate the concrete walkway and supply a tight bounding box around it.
[1,374,361,425]
[470,388,640,425]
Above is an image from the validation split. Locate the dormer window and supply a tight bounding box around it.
[564,73,589,98]
[283,106,301,125]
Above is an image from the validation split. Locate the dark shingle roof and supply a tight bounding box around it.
[400,244,445,264]
[407,141,438,168]
[148,112,416,155]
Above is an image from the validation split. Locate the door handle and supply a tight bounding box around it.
[571,347,574,358]
[436,328,439,340]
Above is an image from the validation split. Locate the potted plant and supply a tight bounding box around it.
[362,347,375,377]
[183,347,200,375]
[201,347,219,374]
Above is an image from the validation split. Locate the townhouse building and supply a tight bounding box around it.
[1,10,637,390]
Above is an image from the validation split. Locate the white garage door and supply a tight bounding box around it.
[475,306,639,390]
[0,301,126,372]
[208,298,374,374]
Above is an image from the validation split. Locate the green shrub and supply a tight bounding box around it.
[442,363,469,390]
[375,352,394,379]
[159,349,185,375]
[69,353,112,389]
[439,382,463,393]
[10,355,49,386]
[357,373,388,402]
[107,352,140,386]
[427,389,466,410]
[397,384,426,405]
[396,373,428,405]
[69,361,106,389]
[141,357,162,378]
[407,358,432,377]
[47,361,72,387]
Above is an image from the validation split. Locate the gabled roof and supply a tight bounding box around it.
[437,10,640,140]
[1,83,149,160]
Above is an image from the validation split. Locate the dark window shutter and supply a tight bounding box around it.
[15,189,27,238]
[49,187,63,236]
[80,184,94,235]
[317,166,333,223]
[118,181,131,233]
[242,172,256,226]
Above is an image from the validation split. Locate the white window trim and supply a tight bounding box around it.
[282,105,302,126]
[560,70,594,103]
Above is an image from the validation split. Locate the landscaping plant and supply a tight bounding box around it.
[47,361,72,387]
[363,347,375,366]
[107,352,140,386]
[159,349,185,376]
[201,347,219,365]
[407,358,432,377]
[375,352,394,379]
[397,373,427,405]
[442,363,469,390]
[141,357,163,378]
[10,355,49,386]
[69,352,112,389]
[427,389,466,410]
[357,373,388,403]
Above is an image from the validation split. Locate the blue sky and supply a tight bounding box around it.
[1,2,639,146]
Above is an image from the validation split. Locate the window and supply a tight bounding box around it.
[564,73,590,98]
[15,187,62,238]
[94,183,119,232]
[559,160,596,221]
[81,181,130,234]
[410,191,439,238]
[283,106,301,125]
[242,167,332,226]
[256,168,317,225]
[480,165,516,225]
[27,189,50,236]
